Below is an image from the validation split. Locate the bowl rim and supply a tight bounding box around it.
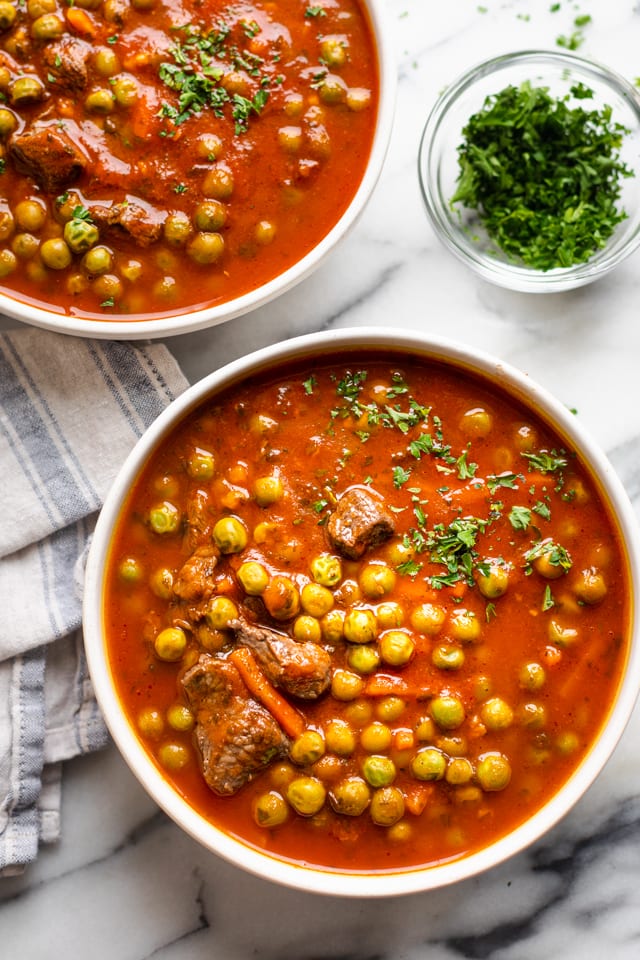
[83,326,640,897]
[1,0,396,340]
[418,48,640,293]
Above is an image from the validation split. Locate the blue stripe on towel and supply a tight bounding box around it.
[0,650,46,871]
[37,523,85,642]
[99,340,178,429]
[0,338,96,526]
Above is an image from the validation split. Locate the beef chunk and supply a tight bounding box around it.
[182,655,289,796]
[88,198,163,247]
[43,37,91,90]
[173,546,218,602]
[326,486,395,560]
[9,122,87,193]
[230,618,331,700]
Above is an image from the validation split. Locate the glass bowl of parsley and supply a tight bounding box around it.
[418,50,640,292]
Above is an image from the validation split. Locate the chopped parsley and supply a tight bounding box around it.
[392,466,411,489]
[305,5,327,17]
[158,22,272,133]
[522,450,567,473]
[450,80,633,270]
[509,505,532,530]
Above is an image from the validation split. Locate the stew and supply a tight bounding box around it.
[0,0,378,320]
[104,351,629,872]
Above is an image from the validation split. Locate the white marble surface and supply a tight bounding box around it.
[3,0,640,956]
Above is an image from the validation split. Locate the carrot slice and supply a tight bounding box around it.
[66,7,97,37]
[229,647,305,739]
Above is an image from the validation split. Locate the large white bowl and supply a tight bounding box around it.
[3,1,395,340]
[83,327,640,896]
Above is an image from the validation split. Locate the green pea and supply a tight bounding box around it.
[286,776,326,816]
[30,12,63,39]
[137,707,164,739]
[0,106,16,138]
[193,199,227,232]
[476,752,511,791]
[329,777,371,816]
[213,516,247,554]
[85,88,115,114]
[476,562,510,599]
[186,449,215,479]
[369,786,405,826]
[253,790,289,827]
[343,608,377,644]
[320,609,344,643]
[360,722,392,753]
[187,231,225,265]
[12,232,39,260]
[118,556,142,583]
[290,730,325,766]
[166,703,194,732]
[40,238,72,270]
[154,626,187,662]
[431,643,465,671]
[318,73,347,104]
[378,630,414,667]
[202,165,234,199]
[0,248,16,276]
[82,245,113,275]
[292,614,321,644]
[346,643,380,674]
[300,582,333,617]
[376,601,404,629]
[237,560,269,596]
[330,668,365,701]
[324,719,356,756]
[254,474,283,506]
[430,695,465,730]
[164,212,192,249]
[157,742,190,771]
[149,501,180,534]
[361,755,396,788]
[310,553,342,587]
[0,1,16,30]
[149,567,174,599]
[10,76,44,105]
[480,697,513,731]
[93,46,121,77]
[13,200,47,233]
[445,757,474,785]
[319,35,348,67]
[411,746,447,781]
[519,661,546,691]
[359,562,396,599]
[205,595,238,630]
[64,218,99,254]
[112,73,138,107]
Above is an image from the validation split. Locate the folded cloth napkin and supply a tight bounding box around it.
[0,327,189,874]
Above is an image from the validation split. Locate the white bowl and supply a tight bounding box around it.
[83,327,640,896]
[3,1,395,340]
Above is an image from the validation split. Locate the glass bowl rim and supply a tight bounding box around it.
[418,48,640,292]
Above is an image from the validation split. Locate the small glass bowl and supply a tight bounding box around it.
[418,50,640,292]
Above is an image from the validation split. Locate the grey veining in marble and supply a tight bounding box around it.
[2,1,640,957]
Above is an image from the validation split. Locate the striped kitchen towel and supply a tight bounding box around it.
[0,327,189,874]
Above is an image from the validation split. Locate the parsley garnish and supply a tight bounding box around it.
[522,451,567,473]
[450,80,633,270]
[392,466,411,489]
[305,5,327,17]
[100,296,115,308]
[303,375,317,395]
[509,505,532,530]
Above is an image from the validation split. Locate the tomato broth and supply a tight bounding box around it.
[104,352,630,872]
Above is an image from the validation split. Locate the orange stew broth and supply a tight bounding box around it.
[0,0,377,320]
[104,352,629,872]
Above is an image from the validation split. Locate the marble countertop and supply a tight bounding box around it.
[3,1,640,956]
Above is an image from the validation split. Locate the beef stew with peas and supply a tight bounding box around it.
[0,0,378,320]
[104,351,630,872]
